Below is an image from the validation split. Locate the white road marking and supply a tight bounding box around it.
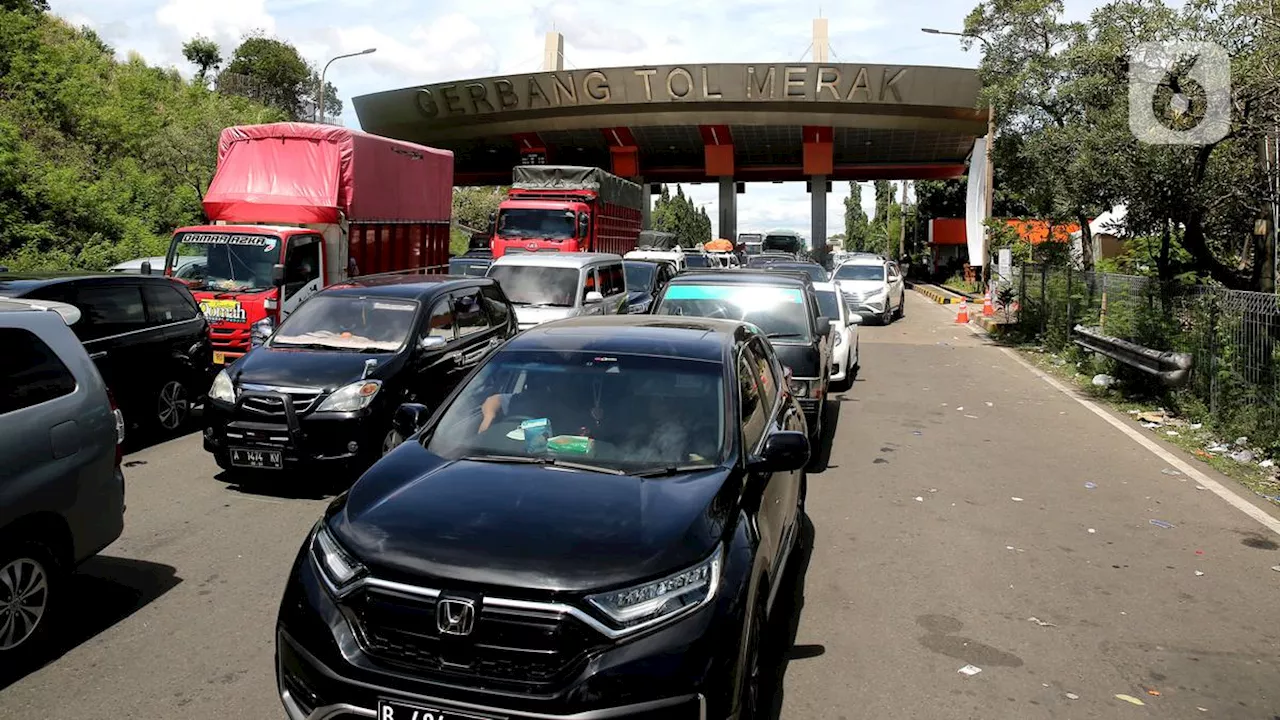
[913,291,1280,537]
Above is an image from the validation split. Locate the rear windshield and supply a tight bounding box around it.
[685,255,711,267]
[656,283,812,342]
[623,262,656,291]
[834,264,885,282]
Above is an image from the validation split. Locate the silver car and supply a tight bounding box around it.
[0,298,125,664]
[486,252,628,330]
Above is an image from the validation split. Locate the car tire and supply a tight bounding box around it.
[153,379,192,434]
[881,305,893,325]
[896,293,906,319]
[0,540,61,667]
[736,598,768,720]
[213,450,232,472]
[381,428,404,457]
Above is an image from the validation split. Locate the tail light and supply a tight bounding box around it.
[107,388,125,465]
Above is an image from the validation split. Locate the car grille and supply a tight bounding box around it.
[343,588,605,693]
[238,390,321,418]
[842,288,871,304]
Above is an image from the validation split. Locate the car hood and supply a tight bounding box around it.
[229,346,399,390]
[835,279,887,295]
[334,446,735,592]
[772,342,821,378]
[513,305,576,327]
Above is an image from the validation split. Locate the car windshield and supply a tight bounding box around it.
[496,209,577,240]
[685,255,711,267]
[449,259,490,277]
[270,295,418,352]
[656,283,813,342]
[815,289,842,320]
[835,264,885,282]
[424,350,727,472]
[488,265,578,307]
[769,264,829,282]
[167,231,278,292]
[623,262,656,291]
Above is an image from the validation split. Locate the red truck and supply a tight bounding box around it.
[490,165,643,257]
[163,123,453,366]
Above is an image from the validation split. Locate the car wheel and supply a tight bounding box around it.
[155,380,191,432]
[381,428,404,457]
[737,600,767,720]
[896,293,906,319]
[0,541,59,663]
[213,450,232,472]
[881,305,893,325]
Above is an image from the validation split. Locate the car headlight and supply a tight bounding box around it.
[315,380,381,413]
[310,522,366,591]
[586,546,721,633]
[867,289,887,303]
[250,317,274,347]
[789,378,810,396]
[208,369,236,403]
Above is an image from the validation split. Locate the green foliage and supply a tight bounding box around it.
[842,182,870,251]
[452,186,506,232]
[182,36,222,84]
[222,33,339,120]
[652,184,711,248]
[0,9,286,271]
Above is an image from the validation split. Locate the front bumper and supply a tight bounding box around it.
[203,397,382,471]
[851,298,886,316]
[276,537,752,720]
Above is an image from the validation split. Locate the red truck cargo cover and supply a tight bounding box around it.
[203,123,453,224]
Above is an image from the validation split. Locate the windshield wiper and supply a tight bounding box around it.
[631,463,719,478]
[271,342,356,352]
[461,454,625,475]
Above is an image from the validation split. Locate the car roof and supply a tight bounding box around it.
[0,297,82,324]
[507,315,749,362]
[669,269,812,288]
[490,252,623,268]
[0,272,181,296]
[325,274,495,300]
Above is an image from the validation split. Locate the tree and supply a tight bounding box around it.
[222,34,317,120]
[652,183,709,247]
[1,0,48,13]
[872,180,894,223]
[452,186,506,232]
[843,182,870,250]
[182,36,222,84]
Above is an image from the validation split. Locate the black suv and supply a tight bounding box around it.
[651,270,832,441]
[275,315,811,720]
[0,273,213,434]
[204,275,517,474]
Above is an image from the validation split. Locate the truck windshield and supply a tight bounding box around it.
[496,209,577,240]
[168,231,280,292]
[488,266,578,307]
[271,296,418,352]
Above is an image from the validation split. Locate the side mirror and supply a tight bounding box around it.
[584,290,604,304]
[747,430,810,473]
[140,261,153,275]
[272,263,286,285]
[815,316,832,336]
[578,216,590,237]
[393,402,431,440]
[848,313,865,325]
[418,336,447,351]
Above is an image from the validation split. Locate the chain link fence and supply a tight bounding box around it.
[1006,264,1280,448]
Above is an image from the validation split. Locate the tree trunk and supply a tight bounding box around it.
[1075,210,1094,270]
[1181,210,1249,289]
[1158,219,1172,283]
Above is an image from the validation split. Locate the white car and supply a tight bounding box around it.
[625,246,687,271]
[812,281,862,391]
[832,257,905,325]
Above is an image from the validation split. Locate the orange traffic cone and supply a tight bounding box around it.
[982,289,995,317]
[955,298,970,324]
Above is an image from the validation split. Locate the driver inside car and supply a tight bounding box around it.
[478,377,566,434]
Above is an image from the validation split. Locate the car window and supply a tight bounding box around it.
[454,289,490,338]
[601,263,626,296]
[738,351,768,451]
[142,283,198,324]
[655,283,812,342]
[623,262,657,293]
[887,263,900,279]
[284,236,322,293]
[582,268,599,300]
[75,283,148,341]
[480,285,511,327]
[834,264,886,281]
[424,297,456,341]
[747,339,779,414]
[0,327,78,415]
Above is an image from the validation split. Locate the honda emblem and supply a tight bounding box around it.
[436,598,476,636]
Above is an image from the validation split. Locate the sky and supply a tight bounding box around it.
[50,0,1112,240]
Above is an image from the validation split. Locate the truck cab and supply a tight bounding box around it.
[491,200,590,256]
[165,225,330,365]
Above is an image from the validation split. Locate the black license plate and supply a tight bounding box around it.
[376,699,501,720]
[229,447,283,469]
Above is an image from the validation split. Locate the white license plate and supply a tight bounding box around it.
[376,699,500,720]
[229,447,282,469]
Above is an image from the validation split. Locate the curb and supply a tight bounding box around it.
[913,285,965,305]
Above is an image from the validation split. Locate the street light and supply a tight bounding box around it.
[922,27,995,284]
[317,48,376,124]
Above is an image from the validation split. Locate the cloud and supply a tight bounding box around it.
[155,0,276,47]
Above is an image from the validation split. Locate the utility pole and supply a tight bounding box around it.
[898,180,909,261]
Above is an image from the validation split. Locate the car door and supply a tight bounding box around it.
[479,283,518,340]
[600,261,628,314]
[736,343,787,599]
[280,234,324,319]
[450,286,504,375]
[410,294,459,409]
[886,262,904,307]
[580,266,604,315]
[58,280,152,423]
[141,281,211,391]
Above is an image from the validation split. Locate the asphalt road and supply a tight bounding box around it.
[2,291,1278,719]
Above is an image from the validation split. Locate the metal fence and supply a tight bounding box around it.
[1006,264,1280,444]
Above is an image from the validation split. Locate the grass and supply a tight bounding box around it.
[1013,343,1280,509]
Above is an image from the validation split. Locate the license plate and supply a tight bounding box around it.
[376,700,500,720]
[213,351,227,365]
[229,447,283,469]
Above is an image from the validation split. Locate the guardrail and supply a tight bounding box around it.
[1071,324,1193,387]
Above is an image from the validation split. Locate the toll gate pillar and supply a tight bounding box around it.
[719,176,737,244]
[810,175,827,254]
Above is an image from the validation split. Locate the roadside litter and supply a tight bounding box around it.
[1092,374,1116,387]
[1011,497,1024,502]
[1088,528,1097,533]
[1065,693,1079,700]
[957,664,982,677]
[1194,571,1205,576]
[1150,519,1175,529]
[915,496,924,502]
[1084,482,1097,489]
[1147,689,1161,697]
[1027,616,1056,627]
[1160,469,1182,476]
[1270,565,1280,572]
[1115,694,1146,706]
